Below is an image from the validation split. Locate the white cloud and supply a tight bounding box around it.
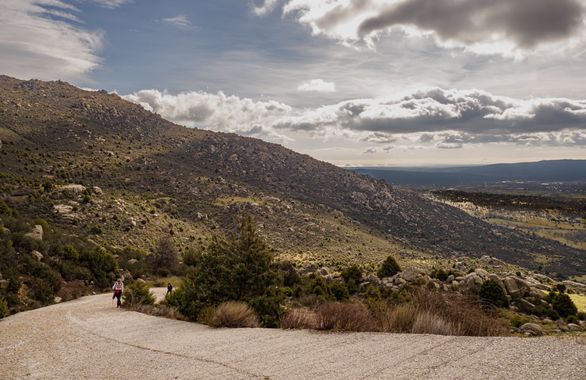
[251,0,280,16]
[160,15,193,30]
[283,0,586,57]
[123,89,293,142]
[124,87,586,149]
[297,79,336,93]
[0,0,102,81]
[89,0,130,8]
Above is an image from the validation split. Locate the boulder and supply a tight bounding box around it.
[488,274,506,291]
[474,268,490,280]
[128,258,139,265]
[446,275,455,284]
[503,277,520,297]
[562,280,586,292]
[31,250,43,261]
[60,184,87,194]
[461,273,483,292]
[533,273,554,284]
[568,323,582,332]
[519,323,544,336]
[25,225,43,241]
[318,267,330,277]
[365,274,381,285]
[528,288,547,299]
[54,296,62,304]
[136,278,146,284]
[92,186,103,195]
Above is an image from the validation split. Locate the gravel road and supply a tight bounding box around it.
[1,289,584,379]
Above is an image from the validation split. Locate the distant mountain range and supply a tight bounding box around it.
[0,76,584,276]
[353,160,586,188]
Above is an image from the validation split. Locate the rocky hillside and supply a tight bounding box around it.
[0,75,584,276]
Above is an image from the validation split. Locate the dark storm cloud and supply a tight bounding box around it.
[358,0,585,48]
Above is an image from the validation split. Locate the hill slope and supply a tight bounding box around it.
[0,76,584,276]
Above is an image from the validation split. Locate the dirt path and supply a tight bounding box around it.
[1,289,584,379]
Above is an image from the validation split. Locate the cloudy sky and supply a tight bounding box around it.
[2,0,586,166]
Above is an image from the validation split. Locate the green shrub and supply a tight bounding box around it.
[341,265,362,294]
[176,217,283,326]
[149,237,179,276]
[328,280,350,301]
[430,268,453,282]
[0,297,8,319]
[548,292,578,318]
[510,315,529,328]
[578,311,586,321]
[479,280,509,308]
[566,315,579,324]
[377,255,401,278]
[123,281,155,307]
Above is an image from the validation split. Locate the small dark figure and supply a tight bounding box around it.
[112,278,124,308]
[166,283,173,295]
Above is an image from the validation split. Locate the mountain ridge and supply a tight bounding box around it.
[1,76,584,276]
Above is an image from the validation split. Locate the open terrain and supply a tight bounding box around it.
[1,289,585,380]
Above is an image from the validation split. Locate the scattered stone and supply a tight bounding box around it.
[562,280,586,292]
[31,250,43,261]
[567,323,582,332]
[54,296,62,304]
[136,278,146,284]
[25,225,43,241]
[92,186,103,195]
[519,323,544,336]
[60,184,87,194]
[128,259,138,265]
[474,268,490,280]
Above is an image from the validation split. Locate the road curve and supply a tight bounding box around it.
[1,289,585,380]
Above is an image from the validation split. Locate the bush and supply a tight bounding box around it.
[150,237,178,276]
[0,297,8,319]
[123,281,155,307]
[377,255,401,278]
[566,315,579,324]
[281,308,318,329]
[210,301,259,328]
[510,315,529,328]
[479,280,509,308]
[548,292,578,318]
[315,302,373,331]
[176,217,283,326]
[341,265,362,294]
[578,311,586,321]
[328,280,350,301]
[430,268,453,282]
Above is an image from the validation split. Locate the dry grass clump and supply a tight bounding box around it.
[281,308,319,330]
[371,302,417,333]
[210,301,259,328]
[133,304,187,321]
[411,290,507,336]
[411,311,458,335]
[315,302,373,331]
[290,290,508,336]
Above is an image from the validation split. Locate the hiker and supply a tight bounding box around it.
[166,282,173,295]
[112,278,124,308]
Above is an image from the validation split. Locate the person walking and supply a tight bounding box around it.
[112,278,124,308]
[166,282,173,295]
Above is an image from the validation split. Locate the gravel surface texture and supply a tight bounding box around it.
[1,288,585,379]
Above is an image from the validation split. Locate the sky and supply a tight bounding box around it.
[1,0,586,166]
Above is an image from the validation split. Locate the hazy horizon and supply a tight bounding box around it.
[1,0,585,165]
